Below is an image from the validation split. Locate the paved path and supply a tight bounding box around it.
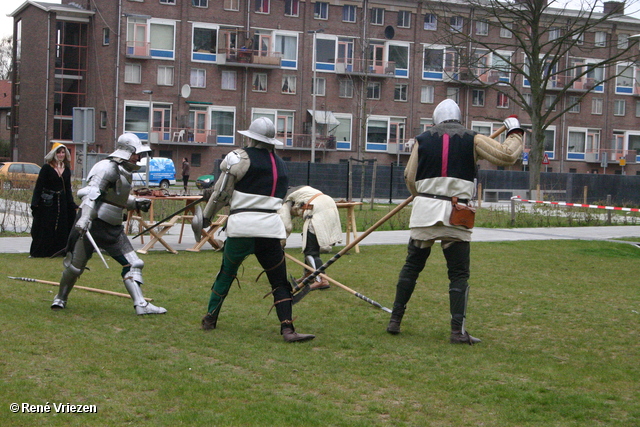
[2,225,640,254]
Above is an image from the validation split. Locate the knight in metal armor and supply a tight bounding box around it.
[200,117,315,342]
[279,185,343,291]
[386,99,524,344]
[51,133,166,315]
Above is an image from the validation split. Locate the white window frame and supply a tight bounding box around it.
[192,0,208,7]
[255,0,270,14]
[367,81,381,100]
[342,5,356,23]
[312,77,326,96]
[285,0,300,17]
[314,2,329,20]
[420,85,434,103]
[568,96,580,113]
[595,31,607,47]
[475,20,488,36]
[472,89,485,107]
[449,16,463,32]
[618,33,629,49]
[500,22,512,38]
[282,75,297,94]
[614,99,626,116]
[157,65,174,86]
[224,0,239,11]
[592,98,603,115]
[221,70,237,90]
[424,13,437,31]
[370,8,384,25]
[190,68,206,88]
[394,83,408,102]
[339,79,353,98]
[252,73,268,92]
[397,11,411,28]
[124,63,141,84]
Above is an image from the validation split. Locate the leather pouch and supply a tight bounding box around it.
[449,196,476,229]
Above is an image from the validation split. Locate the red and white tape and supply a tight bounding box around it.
[511,196,640,213]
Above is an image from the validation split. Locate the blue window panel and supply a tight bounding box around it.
[193,52,216,62]
[395,69,408,77]
[317,63,335,71]
[151,49,175,59]
[523,79,531,86]
[616,86,632,94]
[567,152,585,160]
[163,132,170,141]
[336,141,350,150]
[593,85,604,92]
[366,142,387,151]
[545,151,554,160]
[134,132,148,141]
[217,136,235,145]
[281,59,297,68]
[423,71,442,79]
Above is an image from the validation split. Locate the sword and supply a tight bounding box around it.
[84,229,109,269]
[132,197,205,239]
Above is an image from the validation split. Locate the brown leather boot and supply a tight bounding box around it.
[450,330,481,345]
[282,327,315,343]
[310,276,330,291]
[201,312,218,330]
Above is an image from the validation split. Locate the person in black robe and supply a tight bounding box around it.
[29,143,78,257]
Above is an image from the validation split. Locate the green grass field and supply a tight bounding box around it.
[1,240,639,426]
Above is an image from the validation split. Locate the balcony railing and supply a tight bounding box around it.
[149,127,217,145]
[585,149,637,164]
[218,48,282,67]
[126,41,150,58]
[335,59,396,77]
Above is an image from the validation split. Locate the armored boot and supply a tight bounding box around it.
[51,264,81,310]
[123,277,166,315]
[386,304,406,335]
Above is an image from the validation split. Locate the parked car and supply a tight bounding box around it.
[0,162,41,190]
[195,174,216,190]
[132,157,176,189]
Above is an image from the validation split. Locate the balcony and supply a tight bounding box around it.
[335,59,396,78]
[218,48,282,69]
[548,75,597,92]
[149,128,218,146]
[585,149,637,164]
[279,134,338,151]
[126,41,150,58]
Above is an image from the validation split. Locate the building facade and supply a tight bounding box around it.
[9,0,640,178]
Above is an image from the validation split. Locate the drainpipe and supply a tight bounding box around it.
[44,12,52,157]
[114,0,122,149]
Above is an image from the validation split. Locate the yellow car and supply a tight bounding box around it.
[0,162,41,190]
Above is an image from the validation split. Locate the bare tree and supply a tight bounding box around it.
[0,36,12,80]
[426,0,640,189]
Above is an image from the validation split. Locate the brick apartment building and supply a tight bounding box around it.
[8,0,640,178]
[0,80,11,158]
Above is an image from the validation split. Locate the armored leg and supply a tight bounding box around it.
[52,236,92,310]
[387,239,431,334]
[114,251,166,315]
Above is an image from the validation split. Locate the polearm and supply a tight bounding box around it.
[292,196,414,304]
[85,229,109,269]
[291,123,510,304]
[7,276,153,301]
[132,197,204,239]
[285,253,391,313]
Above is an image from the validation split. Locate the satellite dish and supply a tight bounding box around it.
[181,84,191,99]
[384,26,395,39]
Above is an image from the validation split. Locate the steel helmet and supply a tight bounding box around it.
[237,117,283,146]
[432,99,462,125]
[110,133,152,160]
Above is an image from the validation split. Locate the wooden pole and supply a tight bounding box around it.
[8,276,153,301]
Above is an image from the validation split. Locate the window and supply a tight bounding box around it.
[314,2,328,20]
[523,93,532,108]
[424,48,444,72]
[191,153,201,168]
[282,75,296,94]
[224,0,239,10]
[545,94,556,111]
[424,13,437,31]
[568,96,580,113]
[592,98,603,114]
[255,0,270,13]
[500,22,512,38]
[126,17,149,57]
[192,0,208,7]
[274,34,298,68]
[221,70,237,90]
[572,32,584,45]
[253,73,267,92]
[192,27,216,60]
[388,44,409,74]
[367,82,381,99]
[394,84,408,102]
[190,68,206,88]
[636,100,640,117]
[398,11,411,28]
[124,103,151,135]
[447,87,459,103]
[285,0,299,17]
[124,63,141,83]
[158,65,174,86]
[475,20,488,36]
[102,28,110,45]
[160,0,176,4]
[312,77,326,96]
[549,27,560,41]
[339,79,353,98]
[614,99,626,116]
[420,85,434,103]
[343,5,356,23]
[595,31,606,47]
[568,128,600,154]
[100,111,107,128]
[618,33,629,49]
[210,109,236,145]
[333,114,352,150]
[371,8,384,25]
[150,22,175,59]
[497,92,509,108]
[450,16,463,32]
[615,63,634,93]
[472,89,485,107]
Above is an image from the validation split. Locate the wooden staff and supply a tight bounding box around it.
[285,253,391,313]
[7,276,153,302]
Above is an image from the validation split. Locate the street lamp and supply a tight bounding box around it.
[142,90,153,188]
[308,28,324,163]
